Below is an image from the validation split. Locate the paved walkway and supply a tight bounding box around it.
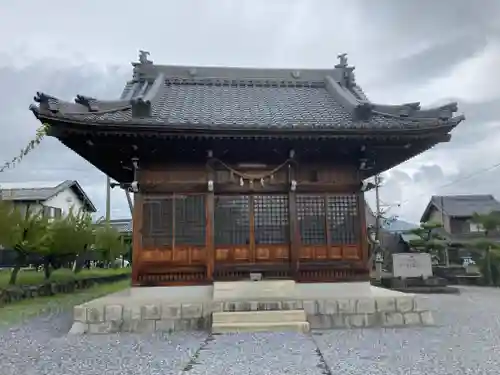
[1,286,499,374]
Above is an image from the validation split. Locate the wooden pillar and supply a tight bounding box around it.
[206,162,215,282]
[288,161,299,280]
[131,193,143,286]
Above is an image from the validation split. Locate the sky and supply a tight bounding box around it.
[0,0,499,223]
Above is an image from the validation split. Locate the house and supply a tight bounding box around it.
[0,180,96,218]
[420,195,500,236]
[109,218,132,235]
[419,194,500,267]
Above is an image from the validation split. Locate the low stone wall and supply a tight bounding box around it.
[72,294,434,334]
[0,273,130,306]
[304,296,434,329]
[72,302,212,334]
[216,297,433,329]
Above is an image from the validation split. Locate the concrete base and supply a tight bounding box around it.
[69,281,434,334]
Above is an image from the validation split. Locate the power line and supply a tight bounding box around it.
[387,160,500,209]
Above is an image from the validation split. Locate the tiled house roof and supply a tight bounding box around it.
[108,218,132,234]
[421,194,500,222]
[0,180,96,212]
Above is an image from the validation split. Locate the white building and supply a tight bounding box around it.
[0,180,96,218]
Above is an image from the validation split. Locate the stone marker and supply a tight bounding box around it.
[393,253,433,279]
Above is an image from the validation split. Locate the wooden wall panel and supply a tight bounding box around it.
[255,245,289,262]
[215,246,252,263]
[342,245,360,260]
[298,245,360,261]
[214,165,287,184]
[139,246,207,264]
[296,164,357,185]
[139,165,207,184]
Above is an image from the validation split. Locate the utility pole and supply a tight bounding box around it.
[105,175,111,224]
[440,195,450,267]
[125,190,134,216]
[374,174,382,240]
[373,174,384,282]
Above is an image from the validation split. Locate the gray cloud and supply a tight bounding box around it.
[382,35,489,87]
[356,0,500,41]
[0,62,130,219]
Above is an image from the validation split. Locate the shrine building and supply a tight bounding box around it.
[30,51,464,287]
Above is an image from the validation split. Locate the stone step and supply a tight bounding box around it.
[213,280,297,301]
[213,310,306,324]
[212,321,310,334]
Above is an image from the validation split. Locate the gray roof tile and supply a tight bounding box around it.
[109,219,132,233]
[0,180,96,212]
[421,195,500,222]
[79,82,447,130]
[29,51,465,133]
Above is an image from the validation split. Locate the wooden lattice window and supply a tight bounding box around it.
[174,195,206,246]
[297,194,360,245]
[254,195,289,244]
[214,195,250,245]
[327,195,359,244]
[297,195,327,245]
[142,194,206,248]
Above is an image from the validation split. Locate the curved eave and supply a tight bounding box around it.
[367,101,463,121]
[30,107,463,140]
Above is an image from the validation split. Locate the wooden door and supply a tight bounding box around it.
[252,195,290,264]
[137,194,208,285]
[214,194,290,275]
[296,194,362,264]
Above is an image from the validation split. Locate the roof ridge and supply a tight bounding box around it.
[29,49,464,139]
[436,194,495,199]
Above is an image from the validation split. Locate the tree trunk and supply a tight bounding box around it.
[8,265,21,285]
[486,246,493,286]
[72,255,84,274]
[43,261,51,280]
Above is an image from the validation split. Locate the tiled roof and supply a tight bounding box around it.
[421,195,500,222]
[0,180,96,212]
[108,218,132,234]
[29,51,464,133]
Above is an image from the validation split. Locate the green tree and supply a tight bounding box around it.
[47,209,94,275]
[0,201,51,284]
[93,221,126,266]
[408,221,446,264]
[470,211,500,285]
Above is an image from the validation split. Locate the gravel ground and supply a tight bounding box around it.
[314,286,500,375]
[1,286,500,374]
[185,332,326,375]
[0,311,206,375]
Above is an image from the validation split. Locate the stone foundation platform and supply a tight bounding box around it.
[69,281,434,334]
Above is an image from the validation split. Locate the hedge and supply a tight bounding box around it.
[0,273,130,306]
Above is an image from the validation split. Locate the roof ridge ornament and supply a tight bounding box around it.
[335,53,348,68]
[335,53,356,88]
[139,50,153,65]
[132,50,153,81]
[34,91,59,113]
[75,94,99,112]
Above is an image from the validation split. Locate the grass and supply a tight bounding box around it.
[0,267,131,288]
[0,279,131,327]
